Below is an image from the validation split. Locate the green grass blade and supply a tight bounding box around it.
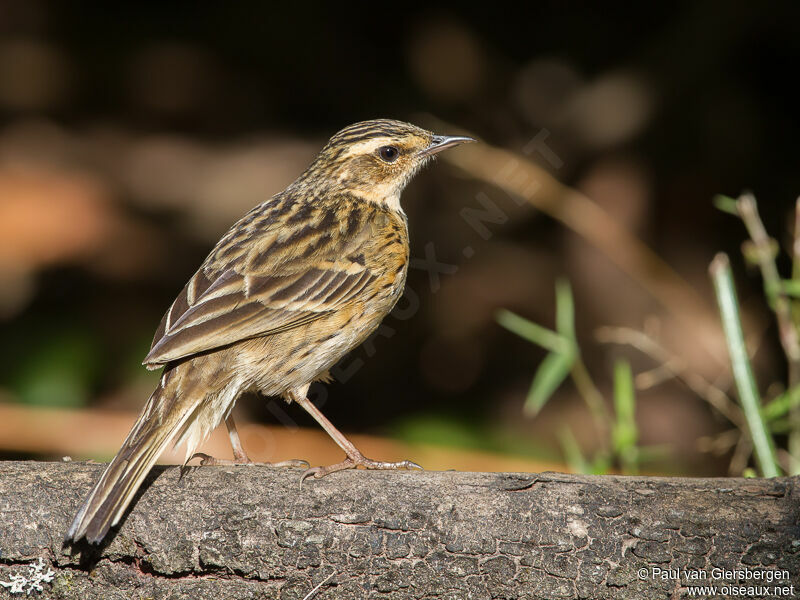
[612,359,639,473]
[709,253,781,477]
[713,194,739,215]
[588,453,613,475]
[557,426,590,474]
[496,309,570,354]
[762,385,800,421]
[782,279,800,298]
[525,350,574,416]
[555,278,576,339]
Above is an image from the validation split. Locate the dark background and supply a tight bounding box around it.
[2,1,799,475]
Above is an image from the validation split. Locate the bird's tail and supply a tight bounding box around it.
[66,366,224,544]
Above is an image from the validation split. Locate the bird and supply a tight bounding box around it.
[66,118,475,544]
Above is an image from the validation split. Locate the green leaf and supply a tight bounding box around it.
[713,194,739,215]
[767,418,793,434]
[496,309,570,354]
[782,279,800,298]
[589,453,613,475]
[499,281,578,418]
[762,386,800,421]
[612,360,636,440]
[524,350,574,416]
[557,426,590,474]
[555,278,576,340]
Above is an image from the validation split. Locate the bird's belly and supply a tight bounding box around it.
[235,304,390,396]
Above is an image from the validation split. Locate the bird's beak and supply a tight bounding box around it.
[418,134,476,157]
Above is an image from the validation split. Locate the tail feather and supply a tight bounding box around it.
[66,374,200,544]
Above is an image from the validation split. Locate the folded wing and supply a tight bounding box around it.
[144,200,378,368]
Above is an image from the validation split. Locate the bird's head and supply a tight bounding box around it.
[301,119,474,211]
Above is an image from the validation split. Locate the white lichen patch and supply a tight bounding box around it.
[0,558,55,595]
[567,517,589,539]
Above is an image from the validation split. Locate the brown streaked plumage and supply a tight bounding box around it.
[66,119,474,544]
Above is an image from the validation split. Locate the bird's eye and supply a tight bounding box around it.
[377,145,400,163]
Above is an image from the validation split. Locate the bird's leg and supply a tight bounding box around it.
[225,413,251,462]
[191,415,308,468]
[293,392,422,481]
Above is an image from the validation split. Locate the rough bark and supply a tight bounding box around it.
[0,461,797,599]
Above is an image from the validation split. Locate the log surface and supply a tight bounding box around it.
[0,461,797,599]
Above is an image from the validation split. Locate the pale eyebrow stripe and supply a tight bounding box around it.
[337,137,395,159]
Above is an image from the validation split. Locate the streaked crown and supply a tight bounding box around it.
[326,119,431,149]
[295,119,474,211]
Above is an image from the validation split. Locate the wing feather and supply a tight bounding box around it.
[144,199,382,367]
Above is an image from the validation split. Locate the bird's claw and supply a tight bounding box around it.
[190,452,220,466]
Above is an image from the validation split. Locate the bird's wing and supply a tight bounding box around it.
[143,200,381,368]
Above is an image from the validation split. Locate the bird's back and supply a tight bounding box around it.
[145,190,409,384]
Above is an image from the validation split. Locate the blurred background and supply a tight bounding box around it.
[2,1,799,476]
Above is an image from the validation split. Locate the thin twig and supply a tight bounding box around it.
[570,358,610,447]
[635,364,677,390]
[302,571,336,600]
[697,429,741,456]
[737,194,800,475]
[775,448,796,475]
[729,433,753,476]
[736,194,800,369]
[595,326,744,428]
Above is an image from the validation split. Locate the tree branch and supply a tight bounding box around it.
[0,462,797,599]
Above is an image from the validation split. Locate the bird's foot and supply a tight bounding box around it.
[190,452,308,469]
[300,451,422,483]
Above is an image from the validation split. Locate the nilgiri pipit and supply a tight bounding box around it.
[66,119,474,544]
